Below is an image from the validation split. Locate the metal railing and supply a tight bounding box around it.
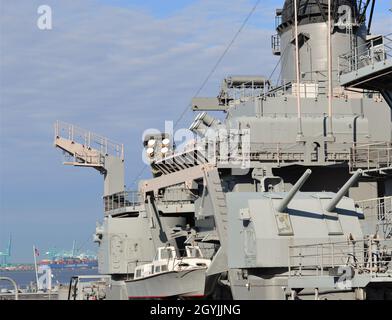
[356,196,392,221]
[271,34,281,55]
[153,139,391,175]
[356,196,392,238]
[63,151,105,166]
[350,141,392,172]
[247,142,310,163]
[288,238,392,278]
[68,275,110,300]
[103,190,141,212]
[338,33,392,75]
[219,141,350,164]
[152,140,353,175]
[0,277,18,300]
[223,75,377,102]
[103,188,197,212]
[160,187,196,204]
[152,139,390,175]
[225,82,268,102]
[55,120,124,160]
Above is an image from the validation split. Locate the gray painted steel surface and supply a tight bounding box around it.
[54,0,392,300]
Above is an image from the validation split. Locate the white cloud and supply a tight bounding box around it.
[0,0,279,261]
[1,0,389,261]
[0,0,278,163]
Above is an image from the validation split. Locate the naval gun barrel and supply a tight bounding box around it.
[276,169,312,212]
[198,112,220,128]
[325,169,363,212]
[189,120,208,136]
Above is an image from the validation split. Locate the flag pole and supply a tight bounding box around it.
[33,245,39,290]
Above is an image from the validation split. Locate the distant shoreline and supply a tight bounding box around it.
[1,265,98,272]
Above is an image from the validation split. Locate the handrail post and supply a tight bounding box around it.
[352,142,356,170]
[299,249,302,275]
[332,243,334,269]
[55,121,59,138]
[338,56,340,78]
[377,146,380,168]
[370,239,373,276]
[371,39,374,67]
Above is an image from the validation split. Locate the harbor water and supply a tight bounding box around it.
[0,268,99,290]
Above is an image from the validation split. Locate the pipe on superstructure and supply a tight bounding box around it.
[325,169,363,212]
[294,0,303,139]
[327,0,334,137]
[276,169,312,212]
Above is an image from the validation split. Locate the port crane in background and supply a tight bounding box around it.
[0,235,12,266]
[44,240,97,261]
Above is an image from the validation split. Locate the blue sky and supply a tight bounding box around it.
[0,0,391,263]
[96,0,197,17]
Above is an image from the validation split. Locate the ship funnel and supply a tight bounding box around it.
[276,169,312,212]
[325,169,363,212]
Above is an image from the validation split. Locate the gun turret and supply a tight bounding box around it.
[276,169,312,212]
[325,169,363,212]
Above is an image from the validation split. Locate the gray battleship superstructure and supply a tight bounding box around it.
[54,0,392,300]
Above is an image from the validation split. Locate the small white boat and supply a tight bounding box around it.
[125,245,211,299]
